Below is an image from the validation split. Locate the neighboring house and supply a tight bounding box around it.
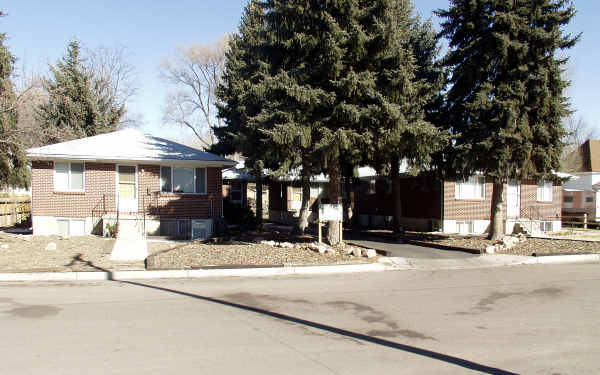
[356,175,562,235]
[562,139,600,220]
[267,165,562,235]
[26,129,235,238]
[222,161,269,215]
[268,173,329,224]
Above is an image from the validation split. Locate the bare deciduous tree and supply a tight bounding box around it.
[160,36,229,149]
[84,44,138,128]
[561,115,600,171]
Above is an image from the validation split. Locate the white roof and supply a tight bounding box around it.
[27,129,236,167]
[223,161,256,180]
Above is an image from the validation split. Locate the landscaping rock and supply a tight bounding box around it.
[344,246,355,255]
[45,242,57,251]
[517,234,527,243]
[352,247,362,257]
[501,235,519,250]
[0,243,8,249]
[260,240,277,247]
[277,242,294,248]
[485,245,495,254]
[364,249,377,258]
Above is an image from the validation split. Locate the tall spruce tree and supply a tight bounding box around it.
[438,0,578,239]
[214,1,275,223]
[0,24,29,187]
[38,40,123,144]
[365,1,447,234]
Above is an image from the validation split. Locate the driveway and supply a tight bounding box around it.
[344,232,476,259]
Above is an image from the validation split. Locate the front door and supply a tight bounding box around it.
[117,165,137,212]
[507,179,520,218]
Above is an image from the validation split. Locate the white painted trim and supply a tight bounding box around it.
[53,161,85,192]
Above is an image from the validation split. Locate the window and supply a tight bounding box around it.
[455,176,485,200]
[563,195,574,203]
[537,180,553,202]
[54,162,84,191]
[56,218,85,236]
[456,221,473,234]
[586,196,594,203]
[160,166,207,194]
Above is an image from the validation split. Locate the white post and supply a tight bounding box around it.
[584,213,588,230]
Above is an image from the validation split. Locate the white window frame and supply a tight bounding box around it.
[455,176,485,200]
[56,218,86,236]
[53,161,85,192]
[160,166,207,195]
[537,180,553,202]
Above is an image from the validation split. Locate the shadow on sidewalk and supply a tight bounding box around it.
[68,254,516,375]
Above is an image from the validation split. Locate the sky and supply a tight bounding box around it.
[2,0,599,140]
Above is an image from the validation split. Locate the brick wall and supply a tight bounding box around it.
[31,161,116,218]
[138,164,222,219]
[443,178,561,221]
[31,161,223,219]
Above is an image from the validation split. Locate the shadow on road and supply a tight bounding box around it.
[69,254,516,375]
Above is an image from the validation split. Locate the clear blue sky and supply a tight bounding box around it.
[3,0,598,138]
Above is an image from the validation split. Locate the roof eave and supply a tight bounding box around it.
[27,153,236,167]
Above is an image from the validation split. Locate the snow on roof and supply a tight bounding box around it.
[27,129,236,167]
[223,161,256,180]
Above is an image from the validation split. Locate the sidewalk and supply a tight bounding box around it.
[0,253,597,282]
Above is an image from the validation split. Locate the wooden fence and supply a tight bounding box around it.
[561,213,600,230]
[0,196,31,227]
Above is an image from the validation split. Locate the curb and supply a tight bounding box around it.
[0,254,597,282]
[0,262,392,282]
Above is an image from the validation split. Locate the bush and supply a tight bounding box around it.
[223,199,257,230]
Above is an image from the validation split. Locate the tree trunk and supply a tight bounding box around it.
[327,156,341,245]
[489,179,505,240]
[391,157,402,234]
[254,164,263,225]
[296,157,311,234]
[343,170,353,224]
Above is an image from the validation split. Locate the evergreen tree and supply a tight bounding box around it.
[38,40,123,144]
[364,1,448,234]
[438,0,578,239]
[214,1,274,223]
[0,26,29,187]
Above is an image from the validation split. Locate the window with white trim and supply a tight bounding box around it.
[455,176,485,200]
[160,166,207,194]
[537,180,553,202]
[54,162,84,191]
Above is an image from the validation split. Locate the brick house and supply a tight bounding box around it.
[562,139,600,220]
[355,174,562,235]
[27,129,235,238]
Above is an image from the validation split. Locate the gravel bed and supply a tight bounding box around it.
[0,232,118,272]
[405,232,600,256]
[0,231,372,272]
[146,240,372,270]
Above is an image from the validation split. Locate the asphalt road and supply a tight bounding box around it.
[1,263,599,374]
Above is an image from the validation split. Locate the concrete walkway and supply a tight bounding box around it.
[345,233,476,259]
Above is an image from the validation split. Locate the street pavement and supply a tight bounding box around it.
[1,263,599,374]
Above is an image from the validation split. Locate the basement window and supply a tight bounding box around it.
[456,221,473,234]
[563,196,573,203]
[586,196,594,203]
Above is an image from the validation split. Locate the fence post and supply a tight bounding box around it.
[584,213,588,230]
